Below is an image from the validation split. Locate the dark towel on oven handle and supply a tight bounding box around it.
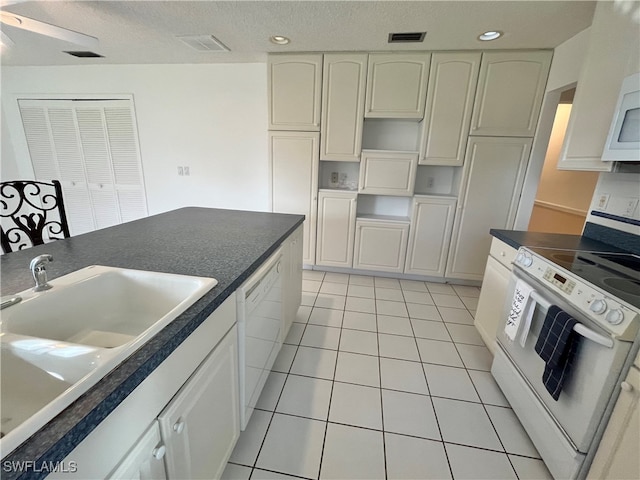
[534,305,580,401]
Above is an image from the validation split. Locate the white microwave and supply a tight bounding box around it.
[602,72,640,161]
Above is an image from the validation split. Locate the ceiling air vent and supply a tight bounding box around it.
[388,32,426,43]
[176,34,230,52]
[65,51,103,58]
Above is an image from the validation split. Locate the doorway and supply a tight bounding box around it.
[527,88,599,234]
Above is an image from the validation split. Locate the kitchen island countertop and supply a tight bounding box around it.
[0,207,304,478]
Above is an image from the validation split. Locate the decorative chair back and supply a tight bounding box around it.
[0,180,71,253]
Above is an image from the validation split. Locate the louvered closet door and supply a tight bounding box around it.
[18,99,148,236]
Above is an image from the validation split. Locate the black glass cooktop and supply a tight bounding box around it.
[528,247,640,309]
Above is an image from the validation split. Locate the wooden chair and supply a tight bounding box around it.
[0,180,71,253]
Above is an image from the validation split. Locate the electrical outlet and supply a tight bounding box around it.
[597,194,610,210]
[184,166,190,176]
[426,176,435,189]
[331,172,339,184]
[177,166,184,176]
[624,198,639,215]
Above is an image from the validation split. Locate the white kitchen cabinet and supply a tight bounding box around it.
[158,327,239,480]
[365,53,431,119]
[404,195,456,277]
[474,237,517,353]
[107,422,167,480]
[282,224,303,341]
[470,51,552,137]
[358,150,418,196]
[316,190,357,268]
[558,2,640,171]
[353,217,410,273]
[269,131,319,265]
[588,365,640,480]
[320,53,368,161]
[419,52,481,166]
[268,54,322,131]
[446,137,531,281]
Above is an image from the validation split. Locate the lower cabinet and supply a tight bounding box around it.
[446,136,531,281]
[158,327,239,480]
[404,195,456,277]
[107,422,167,480]
[353,218,410,273]
[282,225,303,341]
[473,237,517,353]
[588,365,640,480]
[316,190,357,268]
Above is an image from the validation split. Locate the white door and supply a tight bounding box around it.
[358,150,418,196]
[470,51,552,137]
[158,327,239,480]
[365,53,431,118]
[270,131,319,265]
[108,422,167,480]
[268,54,322,131]
[473,255,511,353]
[404,196,456,277]
[353,219,409,273]
[320,53,367,161]
[446,137,531,281]
[419,52,481,166]
[316,191,357,268]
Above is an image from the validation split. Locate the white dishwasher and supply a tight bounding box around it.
[237,248,283,430]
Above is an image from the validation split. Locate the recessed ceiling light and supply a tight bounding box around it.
[270,35,290,45]
[478,31,503,41]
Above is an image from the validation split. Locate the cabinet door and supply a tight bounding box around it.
[358,150,418,196]
[283,225,303,341]
[270,131,319,265]
[419,52,481,166]
[158,327,239,480]
[404,196,456,277]
[470,51,552,137]
[558,2,639,171]
[268,54,322,131]
[588,366,640,480]
[108,422,167,480]
[316,191,357,268]
[473,255,512,353]
[321,53,367,161]
[446,137,531,281]
[365,53,431,119]
[353,219,409,273]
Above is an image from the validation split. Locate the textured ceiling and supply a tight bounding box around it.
[0,1,597,66]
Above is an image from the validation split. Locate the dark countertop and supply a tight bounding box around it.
[489,228,632,253]
[0,207,304,479]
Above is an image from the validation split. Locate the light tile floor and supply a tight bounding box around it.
[223,271,553,480]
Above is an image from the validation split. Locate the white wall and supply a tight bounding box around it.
[1,63,269,215]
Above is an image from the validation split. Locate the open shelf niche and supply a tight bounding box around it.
[319,160,359,190]
[356,194,412,222]
[362,118,421,152]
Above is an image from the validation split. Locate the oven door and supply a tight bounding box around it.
[495,267,631,453]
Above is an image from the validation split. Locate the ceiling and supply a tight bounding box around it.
[0,1,597,66]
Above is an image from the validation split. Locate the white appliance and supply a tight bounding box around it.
[602,72,640,161]
[237,248,283,430]
[492,247,640,479]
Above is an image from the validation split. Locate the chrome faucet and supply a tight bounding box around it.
[30,254,54,292]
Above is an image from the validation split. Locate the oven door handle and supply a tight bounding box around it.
[529,291,615,349]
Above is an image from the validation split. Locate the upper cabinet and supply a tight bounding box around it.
[470,51,552,137]
[320,53,368,161]
[365,53,431,119]
[557,2,640,171]
[268,54,322,131]
[419,52,481,166]
[359,150,418,196]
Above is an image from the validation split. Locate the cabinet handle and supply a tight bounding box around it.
[621,381,634,392]
[152,444,166,460]
[173,418,185,434]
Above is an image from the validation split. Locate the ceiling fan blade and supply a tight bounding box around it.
[0,28,14,46]
[0,11,98,48]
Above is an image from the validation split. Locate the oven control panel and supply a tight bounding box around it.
[514,248,639,340]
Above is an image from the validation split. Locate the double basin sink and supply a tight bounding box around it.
[0,264,217,454]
